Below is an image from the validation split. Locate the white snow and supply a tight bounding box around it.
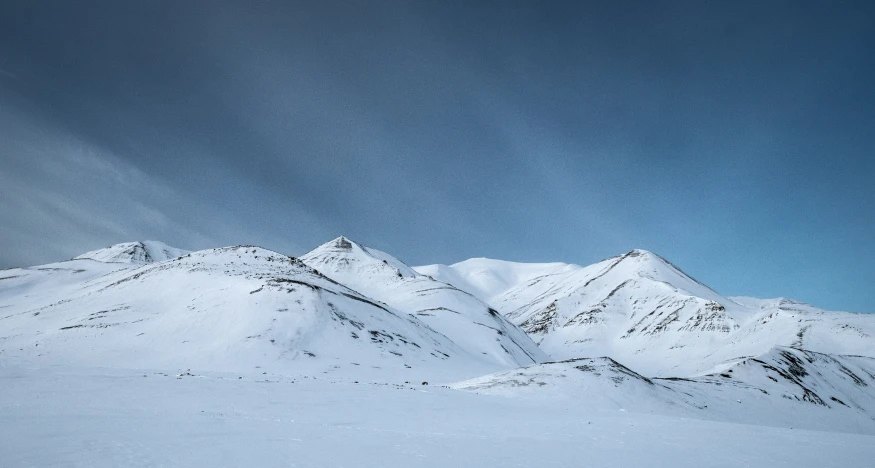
[1,238,874,467]
[300,237,547,368]
[2,364,874,468]
[0,245,496,381]
[418,249,875,377]
[74,240,189,264]
[451,346,875,435]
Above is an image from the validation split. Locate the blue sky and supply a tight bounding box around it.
[1,1,873,312]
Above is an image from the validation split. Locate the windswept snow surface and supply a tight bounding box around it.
[418,249,875,376]
[2,364,875,468]
[2,239,875,467]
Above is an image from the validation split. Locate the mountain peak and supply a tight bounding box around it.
[301,237,419,280]
[331,236,355,250]
[621,249,671,265]
[312,236,369,255]
[74,241,189,264]
[616,248,713,291]
[306,236,389,263]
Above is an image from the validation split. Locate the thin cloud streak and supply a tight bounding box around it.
[0,1,872,312]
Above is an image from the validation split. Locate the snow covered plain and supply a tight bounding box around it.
[4,364,875,468]
[1,238,874,467]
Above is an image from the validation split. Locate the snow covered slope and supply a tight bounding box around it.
[3,239,874,466]
[415,258,580,304]
[0,245,503,381]
[5,241,870,380]
[74,241,189,264]
[451,346,875,434]
[300,237,547,368]
[418,250,875,376]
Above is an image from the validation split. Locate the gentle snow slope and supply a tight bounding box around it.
[451,346,875,434]
[0,245,500,381]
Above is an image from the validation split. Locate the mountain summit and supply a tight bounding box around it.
[301,236,548,368]
[418,249,875,376]
[74,241,189,264]
[2,244,485,380]
[300,236,419,284]
[4,238,872,380]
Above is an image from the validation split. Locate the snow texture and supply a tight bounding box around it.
[418,249,875,376]
[1,238,874,467]
[300,236,547,369]
[74,240,189,264]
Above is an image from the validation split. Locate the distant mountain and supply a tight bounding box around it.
[3,238,872,384]
[74,241,189,264]
[0,245,501,381]
[300,237,547,368]
[418,249,875,376]
[4,237,873,446]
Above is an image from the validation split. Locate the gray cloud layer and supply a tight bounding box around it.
[1,1,873,311]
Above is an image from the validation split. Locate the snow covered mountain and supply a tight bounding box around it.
[300,237,547,368]
[74,241,189,264]
[451,346,875,434]
[2,237,874,458]
[3,239,871,383]
[417,249,875,376]
[0,244,508,381]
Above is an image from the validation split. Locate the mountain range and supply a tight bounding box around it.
[1,237,873,429]
[418,249,874,376]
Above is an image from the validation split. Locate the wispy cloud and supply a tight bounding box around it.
[0,100,220,267]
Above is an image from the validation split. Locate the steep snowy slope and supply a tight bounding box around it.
[0,245,499,381]
[451,346,875,434]
[300,237,547,368]
[419,250,875,376]
[74,241,189,264]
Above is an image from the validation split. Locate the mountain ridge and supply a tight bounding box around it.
[416,247,875,376]
[4,238,872,381]
[74,241,189,264]
[450,344,875,434]
[0,243,500,381]
[300,237,548,368]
